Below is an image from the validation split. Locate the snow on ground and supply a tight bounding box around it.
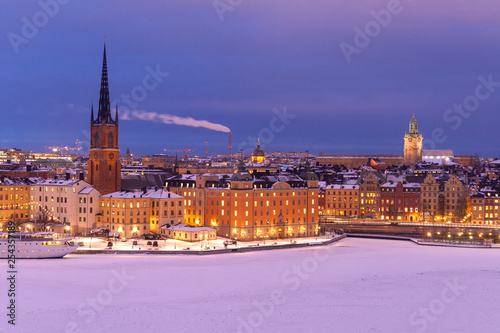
[2,238,500,333]
[74,235,331,251]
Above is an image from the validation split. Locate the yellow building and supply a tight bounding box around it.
[324,184,359,217]
[160,224,216,242]
[421,173,441,221]
[359,172,383,218]
[471,189,500,225]
[98,188,184,238]
[421,173,469,222]
[443,174,469,223]
[0,178,32,231]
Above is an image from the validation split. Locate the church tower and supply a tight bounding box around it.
[88,43,121,194]
[403,115,423,165]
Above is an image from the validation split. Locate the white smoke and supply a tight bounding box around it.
[122,110,230,133]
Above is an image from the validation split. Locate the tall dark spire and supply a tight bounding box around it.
[91,103,94,122]
[95,41,113,124]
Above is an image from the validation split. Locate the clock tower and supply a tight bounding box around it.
[88,43,121,194]
[403,115,423,166]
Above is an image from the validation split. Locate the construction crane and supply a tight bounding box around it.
[44,144,82,156]
[163,148,197,160]
[44,146,67,156]
[74,139,82,155]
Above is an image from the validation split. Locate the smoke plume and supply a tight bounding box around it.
[122,110,230,133]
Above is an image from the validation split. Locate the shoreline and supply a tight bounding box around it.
[71,234,347,255]
[346,233,496,248]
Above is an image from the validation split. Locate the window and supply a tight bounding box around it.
[108,131,114,148]
[95,132,101,147]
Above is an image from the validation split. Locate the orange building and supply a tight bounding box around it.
[167,162,320,241]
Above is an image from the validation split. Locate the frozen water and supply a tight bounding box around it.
[2,238,499,333]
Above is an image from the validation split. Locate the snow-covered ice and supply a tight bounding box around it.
[2,238,500,333]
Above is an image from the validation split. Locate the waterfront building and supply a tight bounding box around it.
[29,178,100,234]
[166,161,320,241]
[99,188,184,238]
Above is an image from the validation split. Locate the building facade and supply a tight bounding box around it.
[98,188,184,238]
[324,184,359,217]
[421,173,441,221]
[359,172,383,218]
[380,181,421,221]
[0,177,33,230]
[471,189,500,225]
[167,162,320,241]
[29,179,100,234]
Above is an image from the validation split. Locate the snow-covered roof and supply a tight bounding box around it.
[422,150,454,157]
[404,182,421,188]
[33,178,83,186]
[326,184,359,190]
[0,177,43,186]
[161,224,215,232]
[102,188,183,199]
[79,187,95,195]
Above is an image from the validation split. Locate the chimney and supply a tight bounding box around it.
[65,173,70,180]
[79,172,84,181]
[228,132,232,156]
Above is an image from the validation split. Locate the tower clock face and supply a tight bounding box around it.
[408,137,412,142]
[109,152,114,159]
[93,152,98,159]
[418,137,421,142]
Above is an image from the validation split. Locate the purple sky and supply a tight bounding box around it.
[2,0,500,157]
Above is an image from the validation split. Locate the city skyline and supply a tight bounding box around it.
[2,1,500,156]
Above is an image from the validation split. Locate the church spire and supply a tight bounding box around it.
[95,41,113,124]
[91,103,94,122]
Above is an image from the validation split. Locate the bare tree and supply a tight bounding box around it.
[34,210,54,232]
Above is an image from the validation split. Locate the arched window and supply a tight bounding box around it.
[109,165,112,171]
[96,164,99,171]
[95,132,100,147]
[108,131,114,148]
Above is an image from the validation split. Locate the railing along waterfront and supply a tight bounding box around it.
[319,217,500,230]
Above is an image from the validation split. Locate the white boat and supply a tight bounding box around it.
[0,232,78,259]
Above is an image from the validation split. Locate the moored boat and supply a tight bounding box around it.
[0,232,78,259]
